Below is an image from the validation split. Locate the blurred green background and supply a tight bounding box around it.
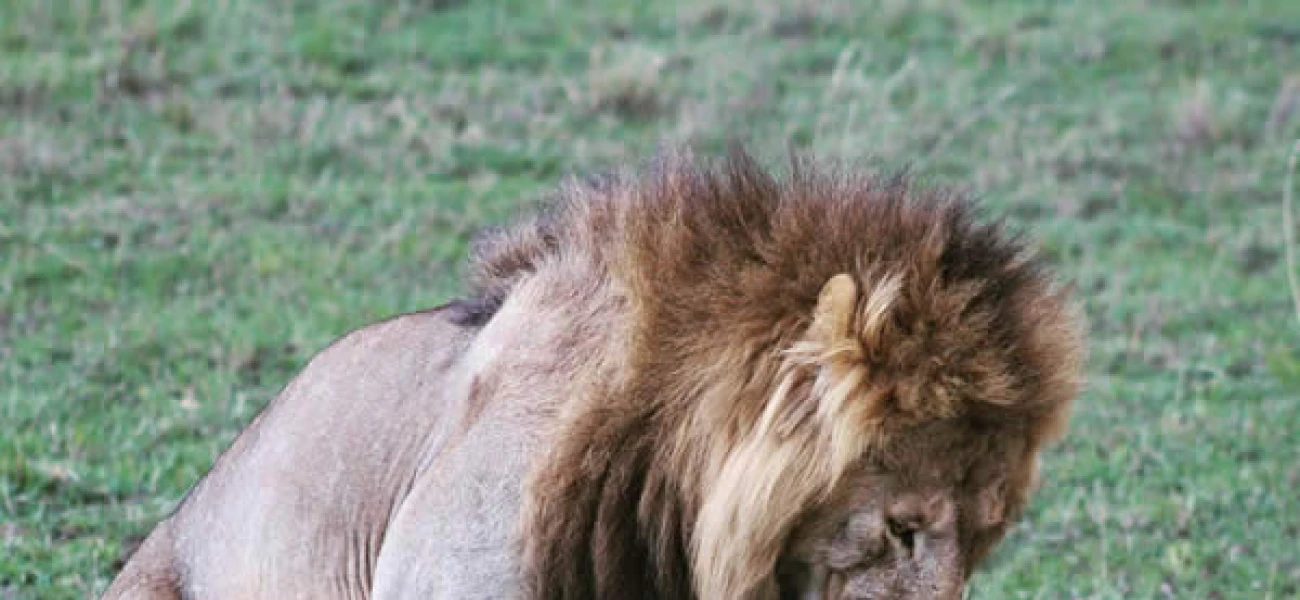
[2,0,1299,597]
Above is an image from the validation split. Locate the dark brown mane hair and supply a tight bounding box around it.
[463,147,1083,599]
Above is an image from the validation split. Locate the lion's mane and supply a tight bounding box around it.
[463,148,1084,599]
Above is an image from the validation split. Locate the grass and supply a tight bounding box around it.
[2,0,1298,597]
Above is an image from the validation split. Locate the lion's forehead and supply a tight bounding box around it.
[864,422,1026,485]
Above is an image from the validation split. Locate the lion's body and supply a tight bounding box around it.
[104,150,1084,600]
[104,307,520,598]
[105,254,633,599]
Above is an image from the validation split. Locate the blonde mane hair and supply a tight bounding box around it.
[467,148,1083,599]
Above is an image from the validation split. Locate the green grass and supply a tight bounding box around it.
[2,0,1298,597]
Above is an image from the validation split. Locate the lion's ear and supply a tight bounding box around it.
[768,273,860,439]
[811,273,858,342]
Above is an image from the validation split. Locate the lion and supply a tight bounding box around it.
[102,147,1085,600]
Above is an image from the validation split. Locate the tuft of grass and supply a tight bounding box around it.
[579,44,672,121]
[2,0,1298,598]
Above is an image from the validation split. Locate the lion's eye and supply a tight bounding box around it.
[886,517,917,555]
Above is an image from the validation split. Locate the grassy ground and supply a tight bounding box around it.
[2,0,1298,597]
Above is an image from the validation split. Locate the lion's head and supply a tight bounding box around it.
[485,149,1086,599]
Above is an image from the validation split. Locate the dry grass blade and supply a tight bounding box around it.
[1284,139,1300,326]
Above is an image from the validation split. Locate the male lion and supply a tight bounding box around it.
[103,148,1085,600]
